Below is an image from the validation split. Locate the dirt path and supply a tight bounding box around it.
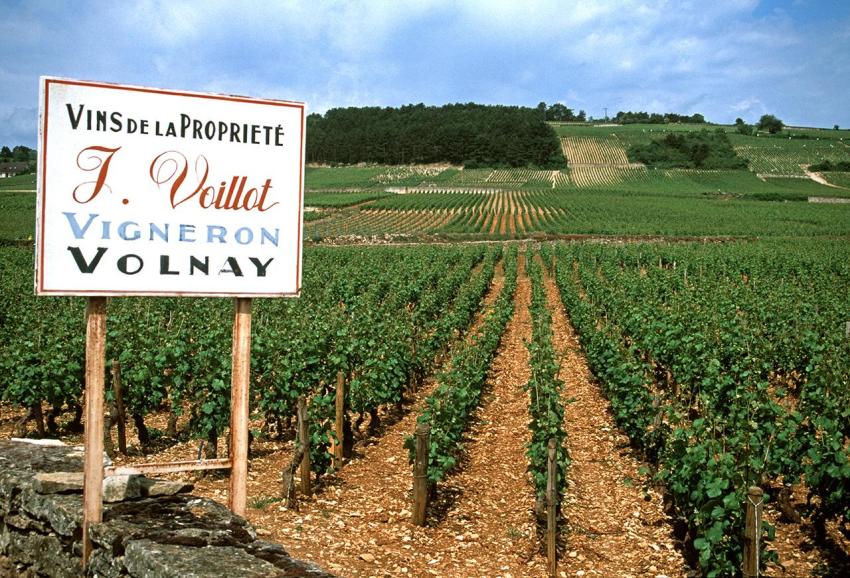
[419,250,545,576]
[802,164,849,190]
[239,261,529,577]
[239,253,553,577]
[539,259,691,578]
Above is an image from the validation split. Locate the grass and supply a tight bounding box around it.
[305,166,386,189]
[0,173,36,190]
[822,172,850,189]
[0,192,35,240]
[248,496,282,509]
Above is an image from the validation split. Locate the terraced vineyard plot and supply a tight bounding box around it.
[568,165,648,187]
[305,208,456,238]
[373,165,453,185]
[307,183,850,239]
[560,136,630,165]
[733,138,849,176]
[305,166,388,189]
[305,191,392,207]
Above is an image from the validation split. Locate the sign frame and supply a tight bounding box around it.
[36,76,306,298]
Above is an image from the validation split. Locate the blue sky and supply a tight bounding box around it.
[2,0,849,148]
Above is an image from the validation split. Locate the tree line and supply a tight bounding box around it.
[536,102,587,122]
[613,111,707,124]
[1,145,36,164]
[306,103,565,168]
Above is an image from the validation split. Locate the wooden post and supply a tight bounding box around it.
[845,320,850,339]
[412,422,430,526]
[229,297,252,517]
[333,371,345,470]
[743,486,764,578]
[82,296,107,567]
[111,360,127,455]
[546,438,557,578]
[297,396,311,496]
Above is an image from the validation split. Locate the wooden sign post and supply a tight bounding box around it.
[36,77,305,567]
[229,297,252,516]
[82,297,107,562]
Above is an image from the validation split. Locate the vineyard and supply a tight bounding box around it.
[3,234,850,576]
[560,137,630,165]
[302,187,850,240]
[290,122,850,242]
[2,120,850,577]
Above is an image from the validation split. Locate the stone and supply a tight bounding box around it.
[0,441,335,578]
[123,539,291,578]
[18,489,82,537]
[5,531,78,578]
[32,472,84,494]
[5,514,47,533]
[359,552,376,563]
[137,477,194,498]
[9,438,66,447]
[0,554,17,577]
[69,446,112,467]
[103,475,142,503]
[87,549,126,578]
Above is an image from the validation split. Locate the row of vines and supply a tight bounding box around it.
[407,246,517,483]
[545,240,849,576]
[0,244,502,477]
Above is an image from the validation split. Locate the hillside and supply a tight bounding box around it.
[294,122,850,241]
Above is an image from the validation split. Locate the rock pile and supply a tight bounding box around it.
[0,439,334,577]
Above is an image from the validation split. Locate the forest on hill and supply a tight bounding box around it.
[306,103,564,168]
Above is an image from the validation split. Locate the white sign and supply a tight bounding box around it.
[36,77,305,297]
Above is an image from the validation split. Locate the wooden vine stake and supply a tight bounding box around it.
[412,422,430,526]
[546,438,557,578]
[297,396,311,496]
[333,371,345,470]
[743,486,764,578]
[228,298,252,517]
[82,297,107,566]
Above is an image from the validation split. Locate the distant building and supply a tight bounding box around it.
[0,162,30,178]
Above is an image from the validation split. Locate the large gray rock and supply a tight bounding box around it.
[87,548,125,578]
[137,477,193,498]
[4,530,78,578]
[103,475,142,503]
[33,472,84,495]
[18,489,82,537]
[123,540,291,578]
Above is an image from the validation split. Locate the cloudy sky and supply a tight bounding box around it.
[2,0,848,148]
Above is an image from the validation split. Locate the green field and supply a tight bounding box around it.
[0,192,35,241]
[0,173,36,190]
[4,123,849,245]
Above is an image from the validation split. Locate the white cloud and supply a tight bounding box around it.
[0,0,848,145]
